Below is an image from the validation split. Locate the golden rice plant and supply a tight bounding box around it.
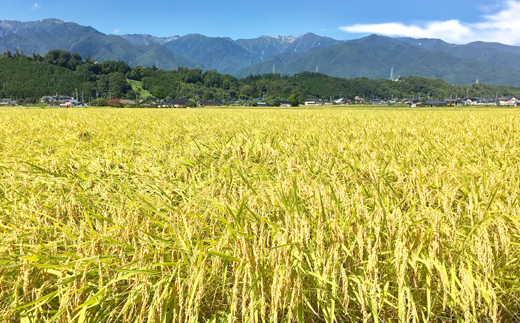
[0,106,519,322]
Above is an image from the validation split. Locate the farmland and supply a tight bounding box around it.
[0,106,519,322]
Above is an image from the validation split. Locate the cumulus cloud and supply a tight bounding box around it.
[31,3,40,9]
[340,1,520,45]
[113,29,121,34]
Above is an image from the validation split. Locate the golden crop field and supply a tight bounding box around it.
[0,107,519,322]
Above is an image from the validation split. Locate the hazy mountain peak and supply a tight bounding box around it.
[119,34,180,45]
[298,32,318,37]
[42,18,65,24]
[351,34,404,46]
[258,35,297,42]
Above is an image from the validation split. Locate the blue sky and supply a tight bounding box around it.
[1,0,520,44]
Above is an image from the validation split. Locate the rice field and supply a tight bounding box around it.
[0,106,519,322]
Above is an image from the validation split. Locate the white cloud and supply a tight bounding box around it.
[31,3,40,9]
[340,1,520,45]
[113,29,121,34]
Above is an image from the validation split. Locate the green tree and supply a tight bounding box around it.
[154,86,166,101]
[289,90,299,107]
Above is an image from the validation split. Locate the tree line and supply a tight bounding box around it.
[2,49,520,105]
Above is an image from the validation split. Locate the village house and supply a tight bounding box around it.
[0,98,17,106]
[334,98,351,105]
[305,98,325,106]
[197,100,217,107]
[422,100,448,107]
[407,99,423,107]
[498,96,519,106]
[444,98,458,105]
[118,99,137,105]
[354,96,365,104]
[371,99,388,105]
[279,100,291,107]
[41,95,79,106]
[166,98,190,108]
[304,98,317,106]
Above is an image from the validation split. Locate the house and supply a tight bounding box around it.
[354,96,365,104]
[467,97,488,105]
[334,98,351,105]
[305,98,318,106]
[371,99,388,105]
[166,98,190,108]
[197,100,216,107]
[119,99,137,105]
[42,95,79,106]
[0,99,17,106]
[409,99,423,107]
[499,96,519,106]
[422,100,448,107]
[279,100,291,107]
[488,98,499,105]
[304,99,324,106]
[444,98,458,105]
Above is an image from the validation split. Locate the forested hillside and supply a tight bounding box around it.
[2,49,520,104]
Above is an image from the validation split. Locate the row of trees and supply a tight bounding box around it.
[3,49,520,104]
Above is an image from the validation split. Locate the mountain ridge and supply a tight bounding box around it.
[2,19,520,86]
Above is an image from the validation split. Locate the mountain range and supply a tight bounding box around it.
[2,19,520,86]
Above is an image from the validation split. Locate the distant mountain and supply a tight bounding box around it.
[0,18,99,37]
[162,34,254,74]
[236,41,431,79]
[3,19,520,86]
[0,19,202,70]
[235,33,342,61]
[123,31,342,73]
[0,32,67,55]
[235,38,520,86]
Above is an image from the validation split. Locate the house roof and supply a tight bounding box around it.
[167,98,189,104]
[424,100,447,104]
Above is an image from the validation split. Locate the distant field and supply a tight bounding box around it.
[0,107,519,322]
